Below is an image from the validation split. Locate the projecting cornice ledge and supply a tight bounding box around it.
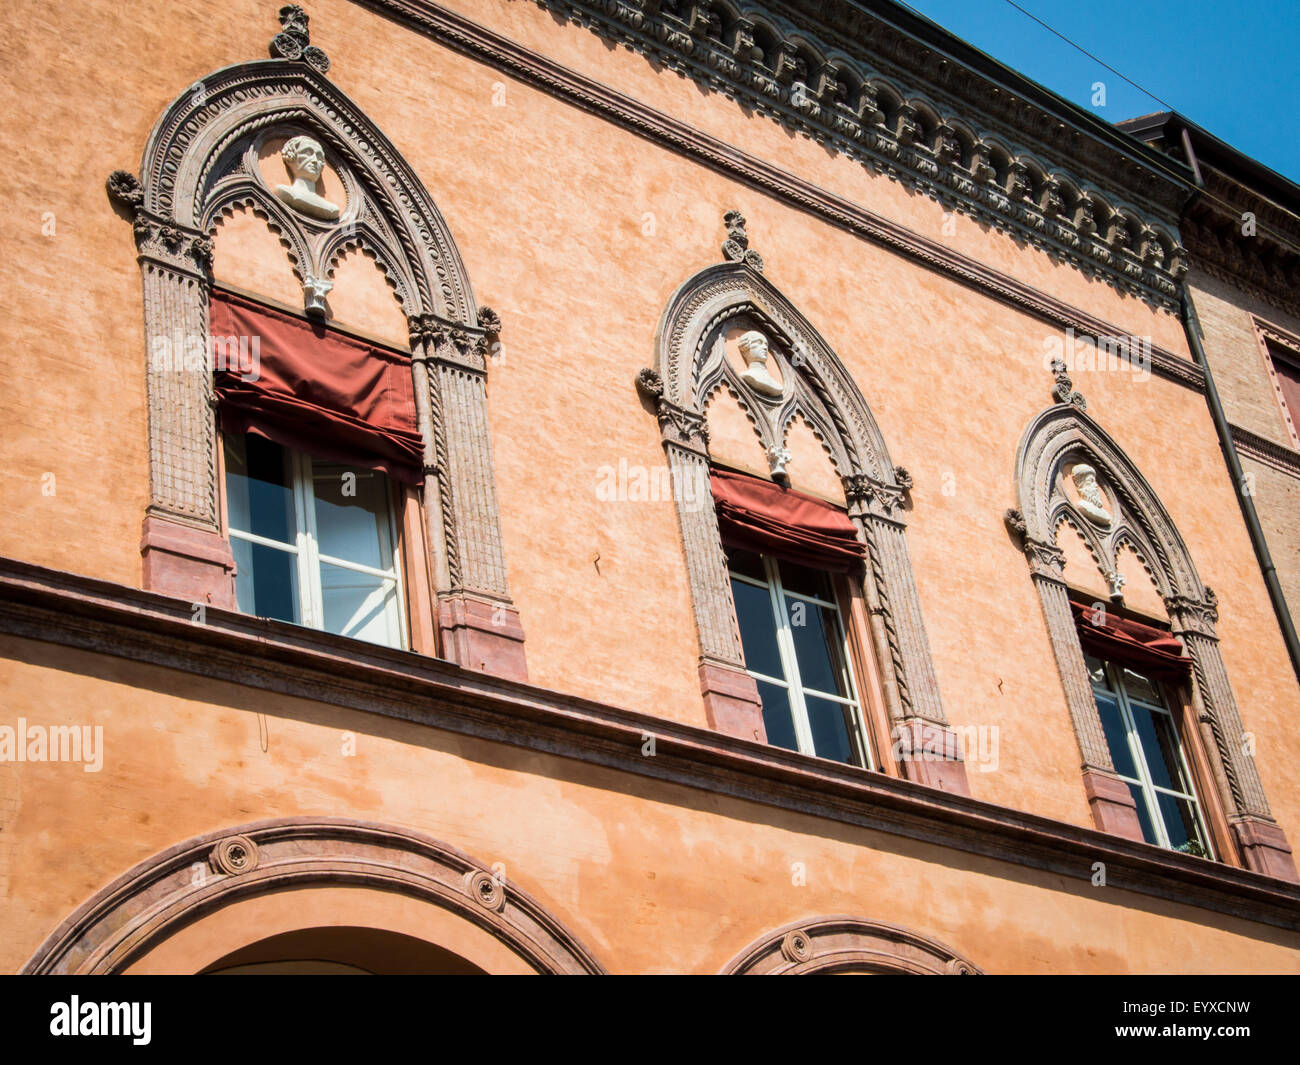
[2,556,1299,932]
[357,0,1190,310]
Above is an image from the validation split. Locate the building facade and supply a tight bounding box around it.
[1,0,1298,973]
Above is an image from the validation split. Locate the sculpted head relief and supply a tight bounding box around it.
[1070,463,1113,527]
[275,135,340,221]
[737,329,783,398]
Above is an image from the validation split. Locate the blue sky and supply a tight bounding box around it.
[893,0,1300,184]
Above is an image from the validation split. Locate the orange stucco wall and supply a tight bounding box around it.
[0,0,1297,972]
[3,638,1298,974]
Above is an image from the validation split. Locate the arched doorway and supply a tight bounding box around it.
[24,818,604,975]
[203,927,486,975]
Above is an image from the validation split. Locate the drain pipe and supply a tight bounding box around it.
[1181,291,1300,683]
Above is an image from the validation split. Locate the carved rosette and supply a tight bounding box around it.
[209,835,259,876]
[780,929,813,963]
[464,869,507,913]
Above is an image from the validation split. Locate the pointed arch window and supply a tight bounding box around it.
[107,9,527,679]
[1011,404,1296,880]
[641,251,967,792]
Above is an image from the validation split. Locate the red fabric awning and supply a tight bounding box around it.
[711,467,865,572]
[1071,597,1191,675]
[211,289,424,485]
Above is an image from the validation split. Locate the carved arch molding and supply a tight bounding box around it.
[106,9,524,679]
[22,818,605,974]
[722,916,982,974]
[640,256,966,792]
[1010,403,1295,880]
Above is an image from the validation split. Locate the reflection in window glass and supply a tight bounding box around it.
[224,434,405,649]
[1085,653,1211,857]
[727,547,870,768]
[756,679,798,754]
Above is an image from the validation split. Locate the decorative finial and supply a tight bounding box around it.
[722,209,764,272]
[1050,357,1086,410]
[270,4,330,74]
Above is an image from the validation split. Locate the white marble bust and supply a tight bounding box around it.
[275,135,340,221]
[1071,463,1113,527]
[737,330,783,398]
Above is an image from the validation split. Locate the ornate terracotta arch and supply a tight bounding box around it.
[638,237,964,792]
[721,915,982,974]
[1010,402,1295,879]
[106,7,524,678]
[22,817,605,975]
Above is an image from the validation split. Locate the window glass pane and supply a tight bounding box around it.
[786,597,851,698]
[319,562,400,647]
[312,462,392,570]
[724,545,766,584]
[233,537,299,624]
[1156,792,1207,855]
[756,680,798,753]
[731,576,784,679]
[778,559,834,601]
[805,694,858,766]
[1093,690,1137,780]
[1083,653,1109,690]
[1120,666,1164,707]
[225,433,296,544]
[1127,782,1159,846]
[1129,702,1183,793]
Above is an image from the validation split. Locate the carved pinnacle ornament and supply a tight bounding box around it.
[270,4,330,74]
[721,209,764,272]
[1050,358,1087,410]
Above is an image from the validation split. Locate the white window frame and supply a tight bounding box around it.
[729,553,872,768]
[1088,657,1212,855]
[227,446,408,649]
